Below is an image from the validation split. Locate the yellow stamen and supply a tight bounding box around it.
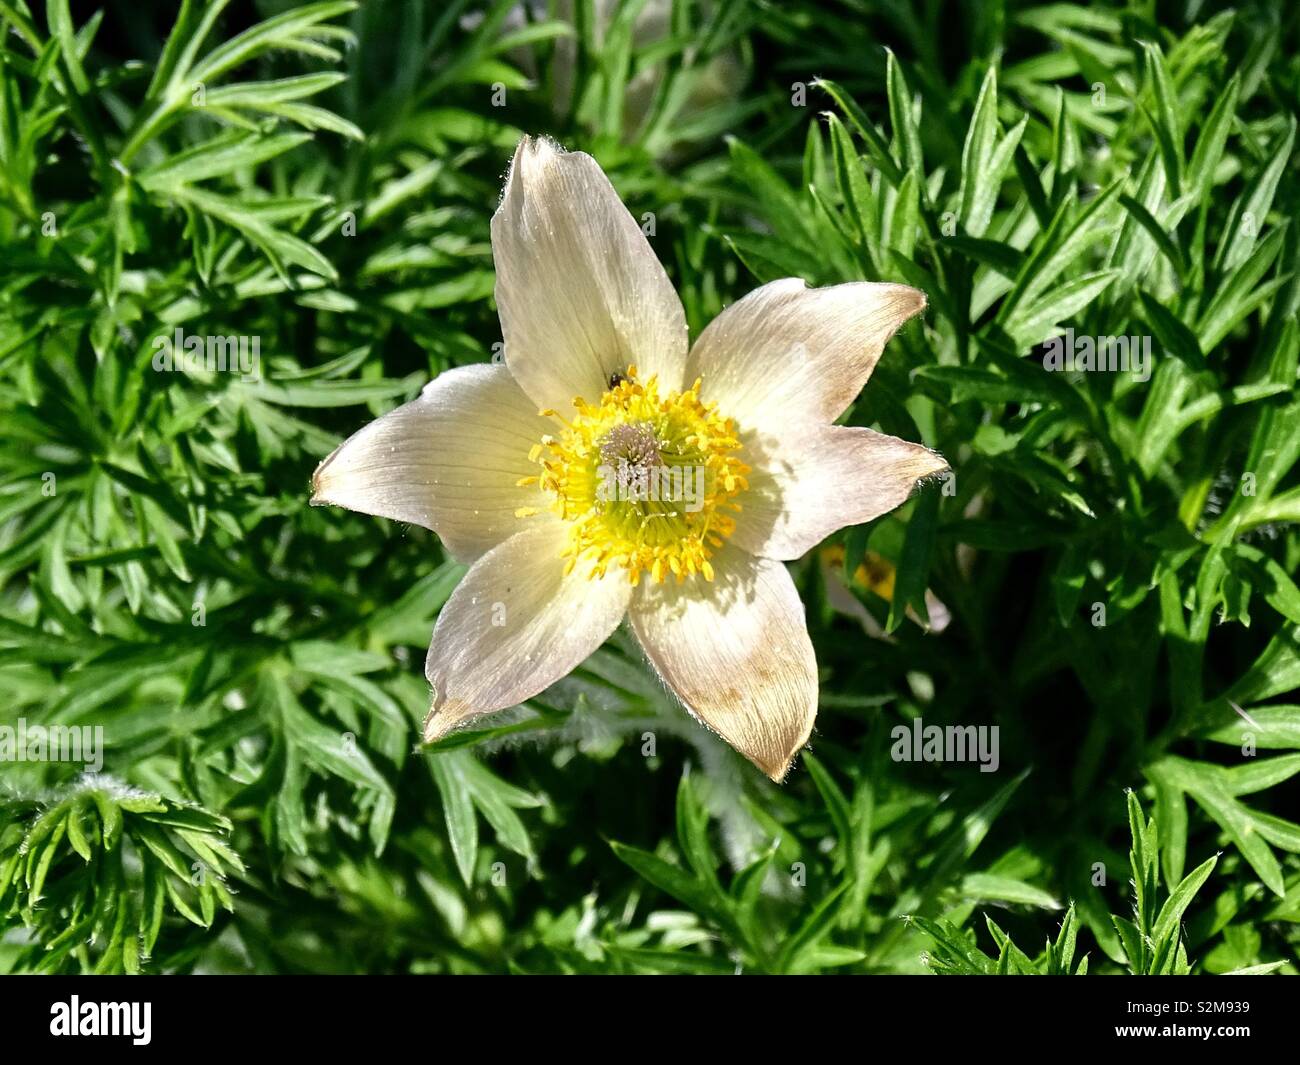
[520,364,748,585]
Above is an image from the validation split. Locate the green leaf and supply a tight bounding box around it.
[1186,73,1239,198]
[609,841,736,936]
[1205,705,1300,749]
[1216,116,1295,273]
[960,873,1061,909]
[813,78,905,186]
[997,180,1123,325]
[1139,41,1183,197]
[429,752,479,887]
[138,131,313,190]
[885,50,924,180]
[887,487,940,633]
[778,882,850,973]
[1153,854,1216,946]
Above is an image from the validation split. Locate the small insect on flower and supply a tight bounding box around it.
[311,135,947,781]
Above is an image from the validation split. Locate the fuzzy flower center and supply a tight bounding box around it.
[517,366,749,585]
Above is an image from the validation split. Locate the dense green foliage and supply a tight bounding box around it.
[1,0,1298,974]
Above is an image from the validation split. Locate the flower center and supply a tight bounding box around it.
[517,366,748,585]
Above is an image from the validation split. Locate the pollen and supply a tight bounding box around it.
[524,366,749,584]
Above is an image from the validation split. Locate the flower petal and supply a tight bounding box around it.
[686,279,925,432]
[629,546,817,781]
[423,519,632,740]
[311,363,545,562]
[491,136,688,410]
[733,424,948,560]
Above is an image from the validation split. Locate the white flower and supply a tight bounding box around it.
[312,136,946,781]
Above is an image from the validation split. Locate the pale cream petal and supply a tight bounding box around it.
[733,424,947,560]
[686,279,925,433]
[423,519,632,740]
[311,363,545,563]
[491,136,688,411]
[629,546,817,781]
